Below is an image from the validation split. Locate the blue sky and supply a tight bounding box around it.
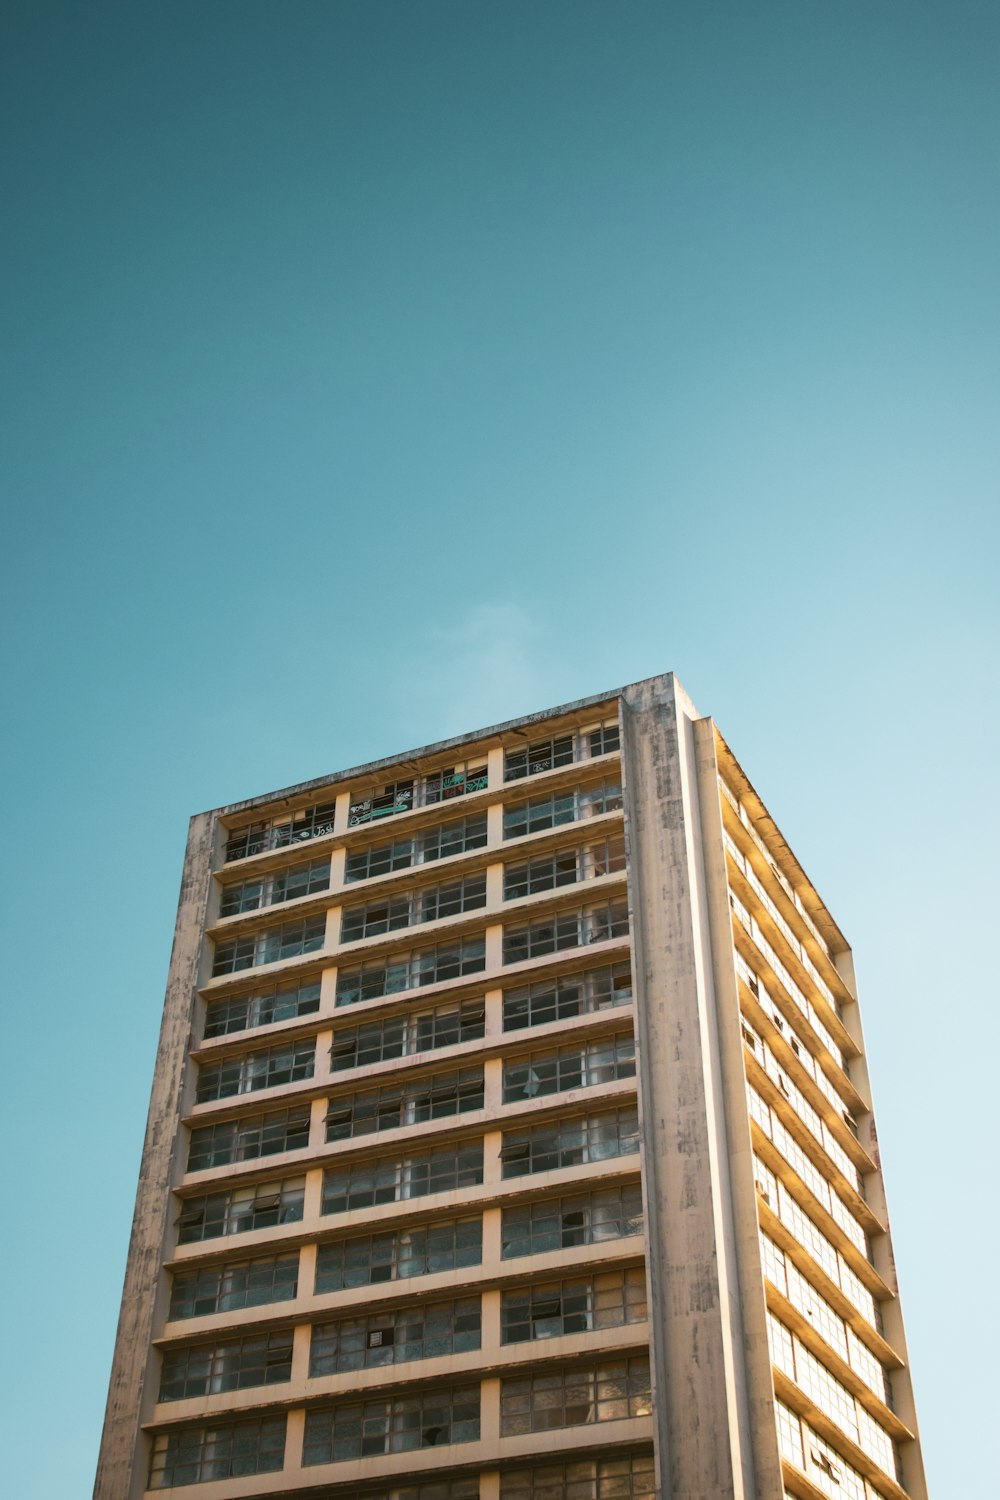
[1,2,997,1493]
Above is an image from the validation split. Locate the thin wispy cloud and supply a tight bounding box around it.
[394,601,561,743]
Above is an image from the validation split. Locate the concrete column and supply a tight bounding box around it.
[619,675,755,1500]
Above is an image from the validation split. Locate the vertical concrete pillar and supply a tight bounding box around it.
[620,676,756,1500]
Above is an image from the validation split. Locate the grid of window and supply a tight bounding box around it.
[224,802,336,862]
[500,1451,655,1500]
[774,1403,871,1500]
[187,1105,311,1171]
[212,914,325,976]
[503,782,622,840]
[501,1183,643,1258]
[503,721,619,782]
[345,814,488,883]
[331,999,485,1071]
[336,936,486,1006]
[503,901,629,965]
[315,1216,482,1292]
[503,1033,635,1102]
[325,1067,484,1140]
[501,1267,646,1343]
[503,962,632,1030]
[303,1385,480,1463]
[159,1330,294,1401]
[500,1109,640,1178]
[768,1314,897,1477]
[169,1253,299,1320]
[348,764,487,827]
[742,1024,861,1190]
[322,1143,484,1215]
[504,837,626,902]
[203,980,320,1038]
[310,1295,481,1374]
[729,889,844,1069]
[219,857,330,917]
[148,1415,286,1488]
[500,1356,651,1435]
[196,1038,315,1102]
[748,1085,868,1258]
[176,1177,306,1244]
[341,874,486,943]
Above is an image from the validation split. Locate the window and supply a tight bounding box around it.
[504,837,626,901]
[503,900,629,965]
[315,1217,482,1293]
[335,936,486,1006]
[187,1105,310,1171]
[501,1183,644,1258]
[176,1177,305,1244]
[310,1295,481,1374]
[348,778,415,827]
[196,1038,315,1102]
[325,1068,484,1141]
[501,1268,646,1343]
[500,1452,654,1500]
[322,1143,483,1216]
[503,1033,635,1102]
[500,1356,651,1435]
[344,813,489,883]
[340,874,486,943]
[219,857,330,917]
[348,764,487,828]
[212,914,325,976]
[169,1253,299,1320]
[500,1109,639,1178]
[159,1330,294,1401]
[503,720,619,783]
[504,734,575,782]
[504,962,632,1030]
[331,1000,485,1072]
[148,1415,285,1488]
[303,1385,480,1464]
[224,801,336,862]
[203,980,320,1039]
[421,762,488,805]
[503,782,622,841]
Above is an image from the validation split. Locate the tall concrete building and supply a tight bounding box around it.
[96,673,926,1500]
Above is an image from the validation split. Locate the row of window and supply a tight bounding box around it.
[339,835,627,948]
[213,842,625,984]
[349,761,489,827]
[198,959,631,1073]
[188,1040,635,1170]
[219,721,620,867]
[224,801,336,863]
[335,902,629,1007]
[148,1458,650,1500]
[176,1110,639,1243]
[219,856,330,918]
[169,1185,644,1319]
[341,874,487,943]
[347,813,488,882]
[504,722,619,782]
[161,1269,646,1403]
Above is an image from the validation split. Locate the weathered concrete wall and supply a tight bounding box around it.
[93,812,214,1500]
[620,675,757,1499]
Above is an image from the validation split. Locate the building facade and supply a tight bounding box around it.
[95,673,927,1500]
